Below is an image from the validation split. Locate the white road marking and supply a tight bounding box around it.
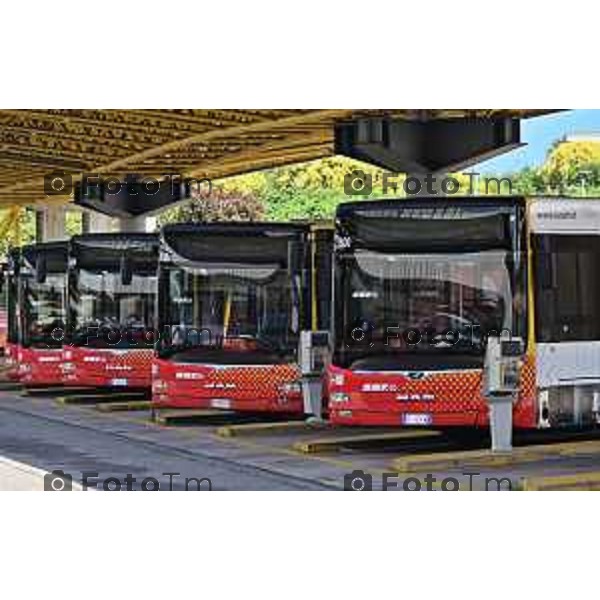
[0,456,82,491]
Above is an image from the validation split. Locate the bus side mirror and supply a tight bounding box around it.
[120,256,133,286]
[36,256,47,284]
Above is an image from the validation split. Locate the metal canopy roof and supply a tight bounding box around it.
[0,109,552,207]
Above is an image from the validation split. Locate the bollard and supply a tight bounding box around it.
[302,374,323,422]
[483,336,524,453]
[487,395,514,452]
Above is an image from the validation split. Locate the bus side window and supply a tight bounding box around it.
[537,235,554,290]
[534,234,600,342]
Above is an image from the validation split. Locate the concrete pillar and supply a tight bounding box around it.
[82,211,115,234]
[36,206,67,242]
[81,213,156,234]
[488,397,514,452]
[115,216,155,233]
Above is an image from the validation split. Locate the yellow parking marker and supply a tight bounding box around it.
[391,439,600,474]
[95,400,152,412]
[554,440,600,457]
[217,420,328,438]
[294,429,440,454]
[521,472,600,491]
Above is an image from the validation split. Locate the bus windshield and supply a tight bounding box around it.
[158,262,302,364]
[22,273,66,348]
[69,269,156,348]
[335,248,526,370]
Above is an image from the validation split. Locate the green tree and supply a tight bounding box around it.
[541,140,600,193]
[220,156,397,221]
[159,187,265,224]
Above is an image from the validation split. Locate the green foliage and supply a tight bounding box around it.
[0,208,82,256]
[219,157,394,221]
[96,143,600,232]
[159,187,265,225]
[543,141,600,185]
[66,211,82,237]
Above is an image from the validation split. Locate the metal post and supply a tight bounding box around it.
[299,330,324,421]
[573,386,584,427]
[487,396,514,452]
[483,336,523,453]
[592,390,600,424]
[302,375,323,421]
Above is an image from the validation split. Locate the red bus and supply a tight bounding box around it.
[152,222,331,414]
[62,233,159,391]
[327,197,532,428]
[2,248,21,379]
[18,242,68,386]
[0,262,8,354]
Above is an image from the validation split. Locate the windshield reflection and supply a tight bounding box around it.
[158,263,302,364]
[335,249,525,370]
[22,273,65,348]
[70,269,156,347]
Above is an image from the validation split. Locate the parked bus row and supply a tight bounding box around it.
[2,195,600,431]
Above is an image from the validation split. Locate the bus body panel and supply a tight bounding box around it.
[19,347,64,386]
[3,342,22,381]
[327,353,537,428]
[0,308,7,352]
[529,198,600,427]
[153,357,302,412]
[62,347,153,389]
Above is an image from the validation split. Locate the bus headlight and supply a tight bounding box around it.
[278,382,302,396]
[330,392,349,404]
[152,379,167,394]
[330,373,345,386]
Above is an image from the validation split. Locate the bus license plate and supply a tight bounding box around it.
[110,378,128,386]
[211,398,232,409]
[402,413,432,426]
